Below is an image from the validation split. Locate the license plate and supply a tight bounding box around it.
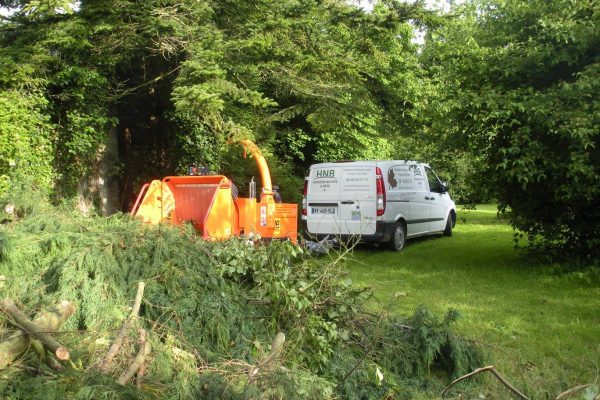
[311,207,336,215]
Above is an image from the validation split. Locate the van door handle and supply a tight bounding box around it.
[425,196,433,200]
[341,200,355,204]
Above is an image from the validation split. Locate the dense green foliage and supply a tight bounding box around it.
[170,0,430,202]
[0,4,114,195]
[0,189,482,398]
[0,0,430,205]
[0,91,54,194]
[1,0,597,259]
[423,0,600,259]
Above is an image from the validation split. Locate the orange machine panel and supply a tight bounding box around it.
[235,197,257,236]
[272,203,298,243]
[161,176,234,238]
[133,180,175,224]
[255,202,298,243]
[204,183,235,240]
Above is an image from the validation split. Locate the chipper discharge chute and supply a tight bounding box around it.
[131,140,298,243]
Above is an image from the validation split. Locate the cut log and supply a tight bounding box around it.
[136,360,147,389]
[0,299,75,369]
[32,301,76,332]
[117,329,151,385]
[99,281,145,373]
[262,332,285,367]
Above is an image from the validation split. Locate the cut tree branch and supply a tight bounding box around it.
[441,365,530,400]
[259,332,285,368]
[109,66,181,100]
[99,281,145,373]
[555,384,594,400]
[249,332,286,381]
[136,360,147,389]
[117,329,151,385]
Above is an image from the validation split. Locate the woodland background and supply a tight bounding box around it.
[1,0,598,260]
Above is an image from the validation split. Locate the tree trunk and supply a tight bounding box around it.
[98,125,120,215]
[77,125,121,216]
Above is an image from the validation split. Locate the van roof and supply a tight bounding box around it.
[310,160,429,168]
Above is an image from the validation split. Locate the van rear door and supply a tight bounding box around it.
[306,164,377,236]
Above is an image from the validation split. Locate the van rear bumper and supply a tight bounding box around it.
[301,220,396,243]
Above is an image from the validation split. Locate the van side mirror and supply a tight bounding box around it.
[441,181,449,193]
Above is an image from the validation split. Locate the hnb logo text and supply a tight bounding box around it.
[316,169,335,178]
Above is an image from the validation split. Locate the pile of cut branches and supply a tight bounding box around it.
[0,191,483,399]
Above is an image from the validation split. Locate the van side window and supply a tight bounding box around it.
[388,164,427,191]
[425,167,443,193]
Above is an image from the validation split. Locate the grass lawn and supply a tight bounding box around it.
[345,205,600,399]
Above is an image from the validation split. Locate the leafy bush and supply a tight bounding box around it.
[424,0,600,260]
[0,90,54,197]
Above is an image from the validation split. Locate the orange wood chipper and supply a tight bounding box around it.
[131,140,298,243]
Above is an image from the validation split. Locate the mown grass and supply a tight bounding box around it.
[346,205,600,399]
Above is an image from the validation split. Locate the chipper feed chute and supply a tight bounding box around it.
[132,175,236,240]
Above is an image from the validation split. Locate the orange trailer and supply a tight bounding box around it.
[131,140,297,243]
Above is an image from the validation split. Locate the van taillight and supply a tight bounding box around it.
[376,167,386,216]
[302,179,308,216]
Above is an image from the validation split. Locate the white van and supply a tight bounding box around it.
[301,161,456,251]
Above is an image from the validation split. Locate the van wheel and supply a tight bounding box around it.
[388,222,406,251]
[443,213,453,237]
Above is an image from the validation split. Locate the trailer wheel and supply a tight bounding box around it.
[388,222,406,252]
